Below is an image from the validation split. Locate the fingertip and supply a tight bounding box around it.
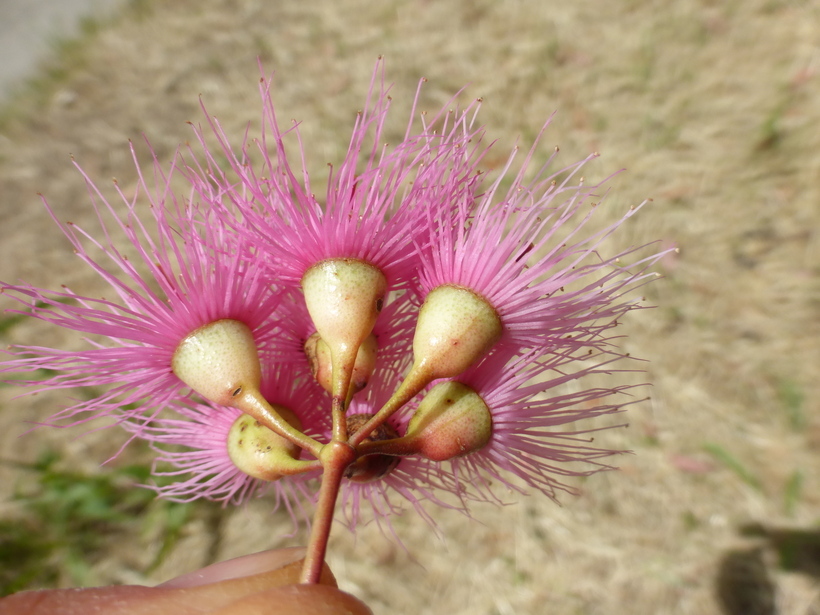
[159,548,308,588]
[208,584,373,615]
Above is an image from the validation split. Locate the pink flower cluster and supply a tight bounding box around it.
[2,61,666,531]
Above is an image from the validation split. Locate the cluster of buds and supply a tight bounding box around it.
[1,60,668,583]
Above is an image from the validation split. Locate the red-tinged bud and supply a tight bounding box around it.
[405,381,493,461]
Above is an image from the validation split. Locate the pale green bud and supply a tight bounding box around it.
[301,258,387,407]
[227,407,303,481]
[172,319,261,406]
[412,285,502,381]
[304,332,378,397]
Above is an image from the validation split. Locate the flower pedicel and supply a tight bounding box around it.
[1,59,671,586]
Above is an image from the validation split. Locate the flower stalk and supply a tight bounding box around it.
[300,442,357,584]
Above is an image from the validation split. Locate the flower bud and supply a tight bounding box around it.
[303,332,331,392]
[301,258,386,360]
[304,332,378,397]
[344,413,400,483]
[301,258,387,409]
[227,407,303,481]
[345,287,501,448]
[405,381,493,461]
[412,285,502,381]
[172,319,261,406]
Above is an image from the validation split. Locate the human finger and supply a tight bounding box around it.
[0,550,368,615]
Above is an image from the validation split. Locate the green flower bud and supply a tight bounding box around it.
[227,407,304,481]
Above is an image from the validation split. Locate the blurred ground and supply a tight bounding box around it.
[0,0,126,99]
[0,0,818,614]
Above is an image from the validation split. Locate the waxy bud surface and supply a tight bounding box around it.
[172,319,261,406]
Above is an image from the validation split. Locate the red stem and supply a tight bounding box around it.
[299,441,356,584]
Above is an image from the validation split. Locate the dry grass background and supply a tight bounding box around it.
[0,0,818,613]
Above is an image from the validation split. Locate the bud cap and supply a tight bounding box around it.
[172,319,261,406]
